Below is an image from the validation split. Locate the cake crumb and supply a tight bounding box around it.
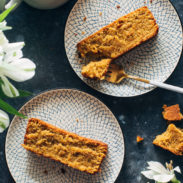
[136,136,144,143]
[150,0,153,3]
[43,170,48,175]
[82,31,85,35]
[99,12,102,16]
[162,104,183,121]
[76,118,79,122]
[61,168,66,174]
[74,33,78,36]
[116,5,120,9]
[83,16,87,22]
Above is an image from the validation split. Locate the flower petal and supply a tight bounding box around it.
[147,161,170,174]
[153,174,174,183]
[0,21,12,31]
[2,58,36,82]
[4,49,23,63]
[3,42,24,53]
[0,109,9,133]
[0,31,8,46]
[141,170,158,180]
[174,166,181,174]
[1,76,19,97]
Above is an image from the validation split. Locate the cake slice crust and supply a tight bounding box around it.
[22,118,108,174]
[77,6,158,60]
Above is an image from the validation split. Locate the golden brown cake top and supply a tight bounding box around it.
[153,124,183,155]
[77,6,158,59]
[162,104,183,121]
[22,118,108,174]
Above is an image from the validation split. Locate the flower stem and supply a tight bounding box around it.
[171,177,181,183]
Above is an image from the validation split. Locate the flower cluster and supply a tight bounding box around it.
[141,160,181,183]
[0,6,36,133]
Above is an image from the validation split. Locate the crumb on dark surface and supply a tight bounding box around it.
[136,136,144,143]
[116,5,120,9]
[61,168,66,174]
[43,170,48,175]
[83,16,87,21]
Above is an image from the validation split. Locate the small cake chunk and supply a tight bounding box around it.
[162,104,183,121]
[136,135,144,143]
[153,124,183,155]
[22,118,108,174]
[81,59,111,80]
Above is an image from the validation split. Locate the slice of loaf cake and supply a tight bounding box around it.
[77,6,158,60]
[153,124,183,155]
[22,118,108,174]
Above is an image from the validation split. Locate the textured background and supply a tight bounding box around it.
[0,0,183,182]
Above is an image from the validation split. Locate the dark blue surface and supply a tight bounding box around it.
[0,0,183,182]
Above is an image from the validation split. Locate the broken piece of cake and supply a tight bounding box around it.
[136,135,144,143]
[22,118,108,174]
[162,104,183,121]
[153,124,183,155]
[81,58,111,80]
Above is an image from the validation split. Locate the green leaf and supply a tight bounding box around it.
[0,98,27,118]
[0,4,16,22]
[0,121,6,129]
[18,90,32,97]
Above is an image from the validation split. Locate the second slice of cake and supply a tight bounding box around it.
[22,118,108,174]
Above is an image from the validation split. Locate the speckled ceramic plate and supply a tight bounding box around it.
[5,89,124,183]
[65,0,183,97]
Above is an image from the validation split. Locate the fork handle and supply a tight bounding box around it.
[149,80,183,94]
[128,75,183,94]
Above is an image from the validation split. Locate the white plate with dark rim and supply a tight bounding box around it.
[5,89,124,183]
[65,0,183,97]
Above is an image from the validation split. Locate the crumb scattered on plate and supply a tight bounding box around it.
[136,136,144,143]
[61,168,66,174]
[83,16,87,21]
[116,5,120,9]
[82,31,85,35]
[43,170,48,175]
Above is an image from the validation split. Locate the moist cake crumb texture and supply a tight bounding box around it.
[77,6,158,60]
[22,118,108,174]
[153,124,183,155]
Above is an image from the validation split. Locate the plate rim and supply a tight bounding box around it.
[64,0,183,98]
[5,88,125,183]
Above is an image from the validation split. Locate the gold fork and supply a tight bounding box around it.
[106,63,183,94]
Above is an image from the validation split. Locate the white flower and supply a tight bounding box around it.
[141,161,181,183]
[0,31,36,97]
[0,109,9,133]
[0,21,12,31]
